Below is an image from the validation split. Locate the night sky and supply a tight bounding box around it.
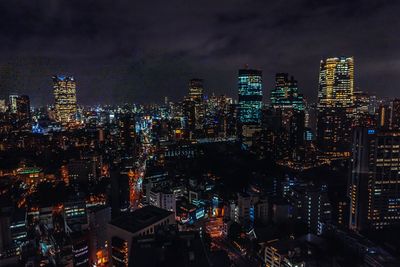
[0,0,398,106]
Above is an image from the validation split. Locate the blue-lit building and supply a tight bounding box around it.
[238,68,263,125]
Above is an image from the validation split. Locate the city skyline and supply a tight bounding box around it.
[0,1,399,105]
[2,2,400,267]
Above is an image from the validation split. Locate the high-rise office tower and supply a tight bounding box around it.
[70,231,90,267]
[188,79,204,102]
[187,79,204,131]
[391,99,400,129]
[238,68,263,125]
[270,73,305,154]
[317,57,354,153]
[110,166,129,218]
[64,196,88,231]
[182,98,196,132]
[16,95,31,123]
[288,110,305,149]
[0,99,6,113]
[203,94,234,138]
[118,113,136,153]
[271,73,304,111]
[368,95,378,115]
[349,128,400,231]
[318,57,354,109]
[287,184,331,234]
[353,91,371,127]
[53,75,77,125]
[378,104,391,129]
[88,206,110,266]
[9,94,18,114]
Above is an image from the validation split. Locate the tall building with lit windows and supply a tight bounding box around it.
[53,75,77,125]
[270,73,305,154]
[184,79,204,131]
[391,99,400,129]
[352,91,371,127]
[16,95,31,123]
[188,78,204,102]
[7,94,31,129]
[118,114,136,153]
[0,99,6,113]
[318,57,354,108]
[9,94,18,114]
[349,128,400,231]
[238,68,263,125]
[378,104,391,129]
[317,57,354,153]
[271,73,304,111]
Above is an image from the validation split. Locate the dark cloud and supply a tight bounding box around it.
[0,0,399,105]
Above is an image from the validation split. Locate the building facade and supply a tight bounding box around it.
[317,57,354,153]
[149,188,176,214]
[9,94,18,114]
[349,128,400,231]
[107,206,175,266]
[16,95,30,122]
[271,73,304,111]
[184,78,205,134]
[238,68,263,125]
[53,75,77,125]
[318,57,354,109]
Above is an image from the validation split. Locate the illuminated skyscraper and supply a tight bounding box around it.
[7,94,31,129]
[9,94,18,114]
[270,74,305,156]
[118,113,136,153]
[203,94,234,137]
[391,99,400,129]
[317,57,354,152]
[16,95,31,125]
[349,128,400,231]
[238,68,263,125]
[271,73,304,111]
[188,79,204,102]
[182,98,196,132]
[53,75,77,124]
[318,57,354,109]
[0,99,6,113]
[378,104,391,129]
[186,79,204,131]
[368,95,378,115]
[352,91,371,127]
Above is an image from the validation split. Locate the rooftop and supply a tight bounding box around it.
[267,238,301,254]
[130,226,210,267]
[109,205,174,234]
[16,167,42,175]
